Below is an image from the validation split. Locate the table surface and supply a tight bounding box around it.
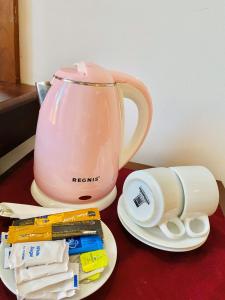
[0,157,225,300]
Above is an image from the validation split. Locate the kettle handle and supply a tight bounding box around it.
[111,71,153,169]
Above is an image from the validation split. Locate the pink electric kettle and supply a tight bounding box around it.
[31,62,152,210]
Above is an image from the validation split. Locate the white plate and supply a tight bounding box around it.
[118,195,209,251]
[0,221,117,299]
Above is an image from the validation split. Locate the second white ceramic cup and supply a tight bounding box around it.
[170,166,219,238]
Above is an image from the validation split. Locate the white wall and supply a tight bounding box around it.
[19,0,225,184]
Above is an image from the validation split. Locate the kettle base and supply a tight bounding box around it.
[30,180,117,211]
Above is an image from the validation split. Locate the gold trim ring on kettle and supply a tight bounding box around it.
[53,75,116,87]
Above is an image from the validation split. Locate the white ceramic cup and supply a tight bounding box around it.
[122,167,186,239]
[170,166,219,238]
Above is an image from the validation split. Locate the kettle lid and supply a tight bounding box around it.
[54,62,115,85]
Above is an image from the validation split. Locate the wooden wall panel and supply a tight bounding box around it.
[0,101,39,156]
[0,82,38,157]
[0,0,20,83]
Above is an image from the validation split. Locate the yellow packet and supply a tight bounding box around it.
[80,249,108,273]
[12,208,100,226]
[88,273,101,281]
[81,272,102,283]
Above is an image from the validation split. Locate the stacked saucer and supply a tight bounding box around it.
[117,195,209,252]
[117,166,219,252]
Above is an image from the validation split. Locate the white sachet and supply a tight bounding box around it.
[2,232,12,269]
[15,244,69,284]
[22,289,75,300]
[1,232,9,245]
[45,263,79,293]
[9,240,66,269]
[16,263,75,299]
[4,247,12,269]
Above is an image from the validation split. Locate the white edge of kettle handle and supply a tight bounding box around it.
[111,71,153,169]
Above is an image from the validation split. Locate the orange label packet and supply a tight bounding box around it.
[8,224,52,243]
[12,208,100,227]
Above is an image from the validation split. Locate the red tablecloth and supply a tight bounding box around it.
[0,158,225,300]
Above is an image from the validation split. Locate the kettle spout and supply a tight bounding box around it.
[36,81,51,105]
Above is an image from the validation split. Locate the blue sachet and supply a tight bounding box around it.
[67,235,103,255]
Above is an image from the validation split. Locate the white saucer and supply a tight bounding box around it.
[117,195,209,252]
[119,212,207,252]
[0,221,117,299]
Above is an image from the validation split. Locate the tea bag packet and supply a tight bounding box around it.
[52,220,103,239]
[15,245,69,284]
[8,240,66,269]
[16,263,75,298]
[8,224,52,243]
[12,208,100,226]
[8,220,103,243]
